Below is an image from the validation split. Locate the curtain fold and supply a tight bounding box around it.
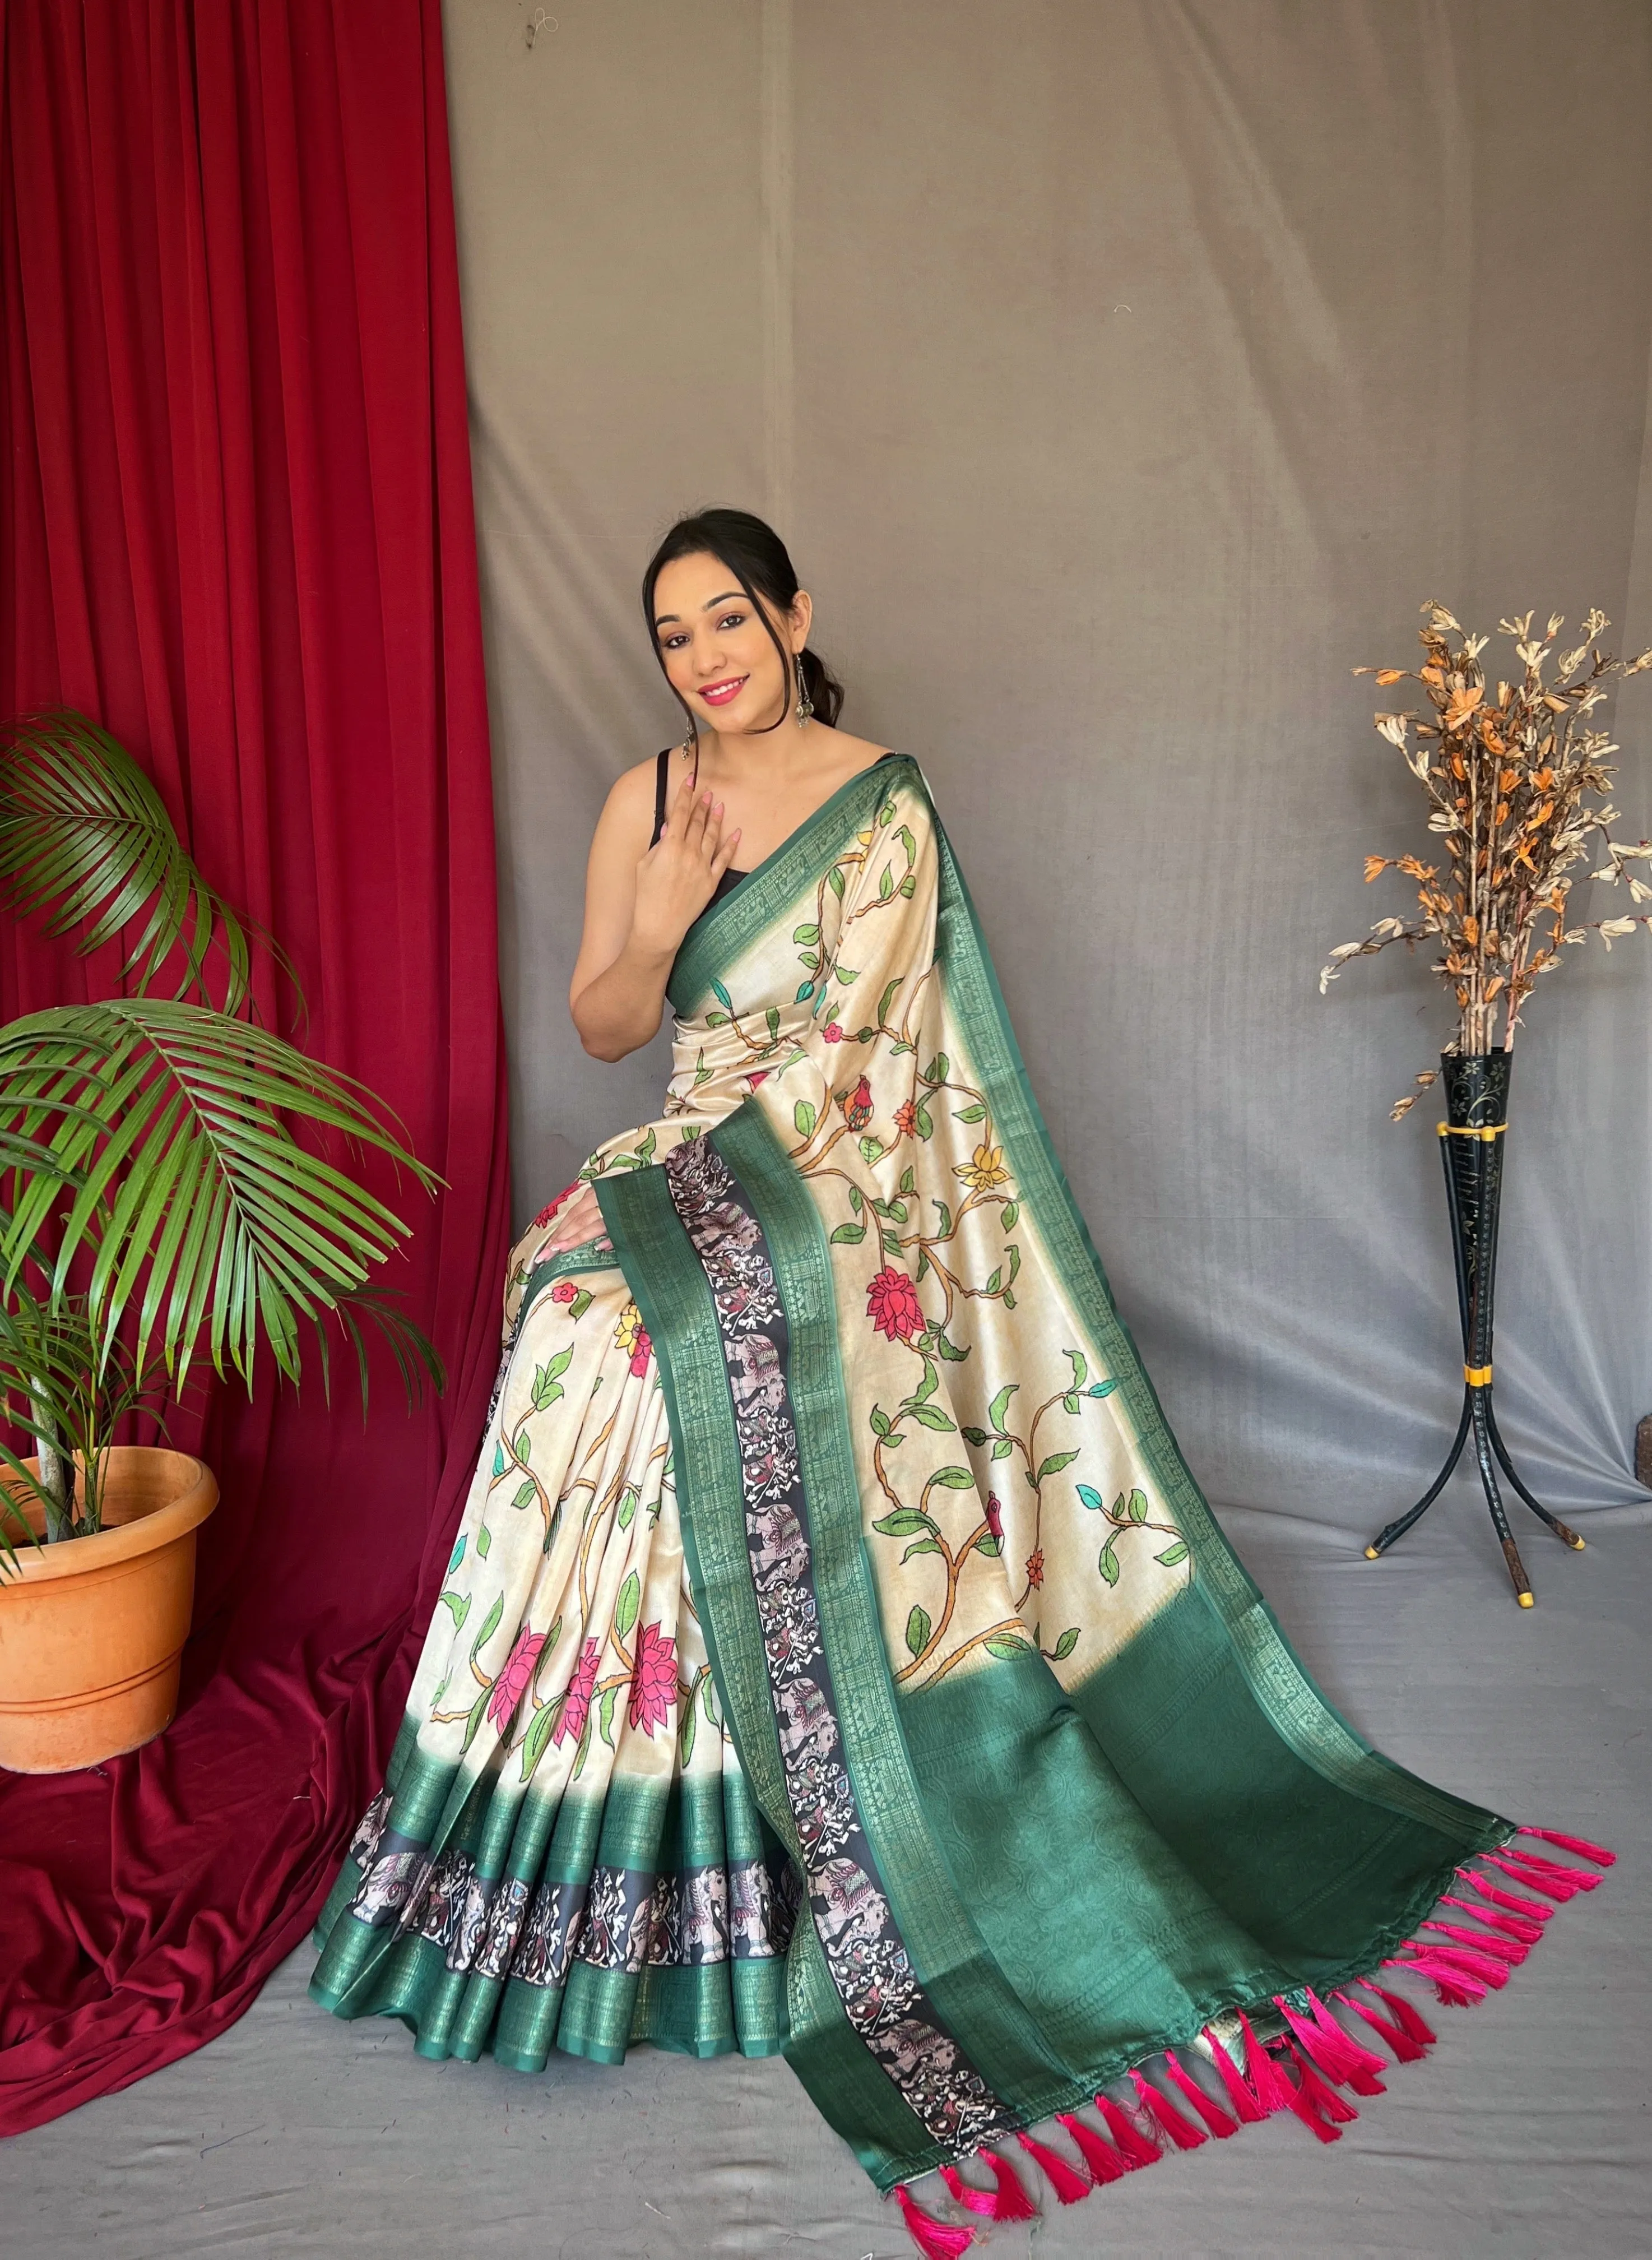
[0,0,510,2133]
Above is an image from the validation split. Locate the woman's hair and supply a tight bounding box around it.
[641,508,844,759]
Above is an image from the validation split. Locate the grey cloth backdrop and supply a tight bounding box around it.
[447,0,1652,1537]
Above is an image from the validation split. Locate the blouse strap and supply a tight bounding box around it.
[651,746,671,847]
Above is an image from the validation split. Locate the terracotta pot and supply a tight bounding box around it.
[0,1446,218,1773]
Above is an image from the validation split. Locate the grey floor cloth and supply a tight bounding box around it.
[6,1497,1646,2260]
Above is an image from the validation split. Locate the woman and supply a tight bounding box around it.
[312,510,1607,2249]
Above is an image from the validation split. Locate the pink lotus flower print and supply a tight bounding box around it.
[487,1624,546,1730]
[866,1266,925,1344]
[554,1637,601,1746]
[629,1323,652,1378]
[628,1620,677,1736]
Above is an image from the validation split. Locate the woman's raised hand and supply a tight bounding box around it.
[631,775,741,957]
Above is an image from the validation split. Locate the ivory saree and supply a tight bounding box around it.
[312,754,1608,2236]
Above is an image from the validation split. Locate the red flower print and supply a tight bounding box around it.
[893,1099,919,1140]
[554,1637,601,1746]
[628,1620,678,1736]
[866,1266,925,1343]
[837,1075,873,1132]
[629,1323,652,1378]
[550,1279,578,1304]
[747,1068,770,1090]
[1025,1550,1045,1590]
[823,1023,844,1044]
[531,1182,579,1230]
[985,1492,1004,1545]
[488,1624,547,1730]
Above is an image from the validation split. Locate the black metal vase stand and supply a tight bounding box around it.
[1365,1049,1584,1606]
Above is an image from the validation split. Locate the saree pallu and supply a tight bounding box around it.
[311,755,1609,2238]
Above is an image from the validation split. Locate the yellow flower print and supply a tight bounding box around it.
[614,1300,644,1356]
[954,1142,1010,1194]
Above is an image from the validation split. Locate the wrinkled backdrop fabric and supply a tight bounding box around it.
[448,0,1652,1526]
[0,0,510,2132]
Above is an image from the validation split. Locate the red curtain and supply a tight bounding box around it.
[0,0,510,2132]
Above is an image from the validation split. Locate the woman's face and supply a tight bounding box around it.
[651,550,811,736]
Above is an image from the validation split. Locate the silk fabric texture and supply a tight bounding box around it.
[311,758,1514,2192]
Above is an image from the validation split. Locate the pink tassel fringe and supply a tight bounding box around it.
[1235,2008,1296,2114]
[1164,2048,1240,2136]
[1459,1866,1553,1921]
[1518,1824,1614,1867]
[1094,2091,1162,2168]
[1015,2129,1090,2204]
[903,1830,1603,2237]
[893,2185,975,2258]
[1441,1892,1544,1944]
[1130,2067,1208,2149]
[1202,2027,1268,2123]
[1057,2111,1128,2183]
[1337,1987,1427,2064]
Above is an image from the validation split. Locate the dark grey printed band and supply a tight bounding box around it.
[663,1133,1009,2153]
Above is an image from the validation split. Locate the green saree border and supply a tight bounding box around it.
[929,807,1509,1852]
[714,1103,1071,2109]
[667,754,920,1015]
[597,1148,939,2178]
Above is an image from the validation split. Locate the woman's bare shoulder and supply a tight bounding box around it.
[591,751,669,852]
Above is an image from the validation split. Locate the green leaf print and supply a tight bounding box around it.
[461,1682,490,1754]
[438,1590,471,1632]
[984,1633,1034,1660]
[905,1605,931,1657]
[617,1485,638,1531]
[570,1289,592,1321]
[914,1103,932,1138]
[961,1425,988,1446]
[828,864,846,898]
[987,1383,1017,1433]
[533,1345,574,1411]
[955,1102,986,1124]
[1036,1450,1080,1481]
[908,1403,955,1432]
[793,921,821,945]
[976,1534,1001,1557]
[766,1005,781,1041]
[470,1591,504,1657]
[615,1568,641,1642]
[476,1524,491,1559]
[521,1696,560,1781]
[876,978,901,1025]
[1125,1489,1150,1522]
[1098,1538,1121,1587]
[921,1053,949,1085]
[1063,1393,1081,1415]
[794,1100,817,1137]
[1066,1349,1088,1391]
[1001,1200,1019,1228]
[901,1537,944,1563]
[874,1508,932,1537]
[1052,1628,1080,1661]
[1156,1541,1190,1568]
[598,1683,618,1748]
[927,1466,975,1489]
[511,1480,537,1509]
[679,1693,697,1768]
[830,1221,866,1244]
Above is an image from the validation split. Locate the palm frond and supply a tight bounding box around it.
[0,710,294,1013]
[0,1001,444,1387]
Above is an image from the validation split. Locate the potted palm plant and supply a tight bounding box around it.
[0,712,440,1771]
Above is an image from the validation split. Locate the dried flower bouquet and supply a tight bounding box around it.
[1321,603,1652,1114]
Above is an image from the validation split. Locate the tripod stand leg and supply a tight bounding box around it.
[1367,1390,1472,1557]
[1486,1402,1585,1549]
[1470,1390,1532,1605]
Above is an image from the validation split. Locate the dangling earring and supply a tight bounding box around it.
[793,653,815,727]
